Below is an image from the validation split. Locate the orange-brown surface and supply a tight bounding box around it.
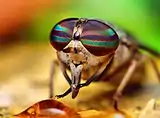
[0,43,160,118]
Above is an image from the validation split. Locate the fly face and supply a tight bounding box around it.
[50,18,119,98]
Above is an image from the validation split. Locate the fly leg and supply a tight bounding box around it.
[49,59,72,98]
[49,61,71,98]
[55,88,72,98]
[79,57,113,88]
[99,57,132,81]
[113,59,138,110]
[49,60,57,98]
[121,33,160,83]
[55,60,72,98]
[110,30,160,109]
[59,60,72,85]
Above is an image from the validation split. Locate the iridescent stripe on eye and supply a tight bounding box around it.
[52,30,70,38]
[82,29,115,36]
[105,28,115,36]
[81,35,116,41]
[82,39,118,47]
[81,31,102,36]
[54,25,68,32]
[52,36,70,43]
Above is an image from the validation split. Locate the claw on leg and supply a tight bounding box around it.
[113,100,119,111]
[55,95,65,99]
[113,92,122,102]
[55,88,72,99]
[113,92,122,111]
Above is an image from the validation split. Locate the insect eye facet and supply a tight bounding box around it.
[50,18,78,51]
[81,20,119,56]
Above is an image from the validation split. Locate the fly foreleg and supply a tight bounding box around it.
[49,59,72,98]
[79,57,113,88]
[55,60,73,98]
[55,88,72,98]
[59,60,72,85]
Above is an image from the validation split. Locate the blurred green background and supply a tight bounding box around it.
[0,0,160,50]
[31,0,160,51]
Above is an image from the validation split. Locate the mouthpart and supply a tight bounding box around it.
[71,85,79,99]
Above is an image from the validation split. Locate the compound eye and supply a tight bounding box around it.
[81,20,119,56]
[50,18,78,51]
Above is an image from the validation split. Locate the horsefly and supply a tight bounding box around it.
[49,18,160,108]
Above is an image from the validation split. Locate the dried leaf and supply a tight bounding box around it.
[79,108,133,118]
[105,108,133,118]
[139,99,160,118]
[14,99,80,118]
[79,110,106,118]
